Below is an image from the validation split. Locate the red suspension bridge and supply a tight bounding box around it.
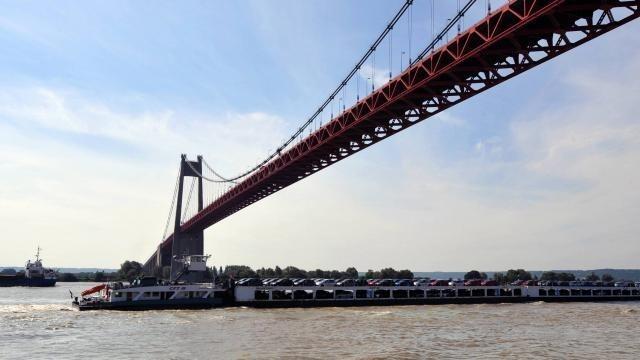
[142,0,640,279]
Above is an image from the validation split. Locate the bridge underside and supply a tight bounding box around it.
[144,0,639,269]
[142,230,205,278]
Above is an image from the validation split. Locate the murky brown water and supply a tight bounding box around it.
[1,282,639,359]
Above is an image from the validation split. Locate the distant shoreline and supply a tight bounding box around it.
[1,267,639,281]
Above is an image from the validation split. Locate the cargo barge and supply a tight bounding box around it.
[73,281,640,311]
[72,255,640,311]
[233,283,640,308]
[0,247,57,287]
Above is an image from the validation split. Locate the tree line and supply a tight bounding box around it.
[213,265,414,281]
[465,269,616,284]
[53,260,144,282]
[50,261,620,285]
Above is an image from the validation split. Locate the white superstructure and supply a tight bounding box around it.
[25,247,56,280]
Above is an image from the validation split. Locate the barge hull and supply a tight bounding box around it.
[0,277,56,287]
[73,298,225,311]
[237,296,640,308]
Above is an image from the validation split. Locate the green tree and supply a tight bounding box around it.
[345,267,359,279]
[493,272,504,283]
[309,269,325,278]
[557,272,575,281]
[264,268,276,277]
[494,269,532,284]
[585,272,599,281]
[364,270,378,279]
[464,270,483,280]
[274,266,283,277]
[224,265,256,279]
[540,271,558,281]
[283,266,307,278]
[379,267,398,279]
[1,268,16,275]
[601,273,614,282]
[94,271,105,282]
[58,273,78,282]
[397,269,414,279]
[118,261,143,282]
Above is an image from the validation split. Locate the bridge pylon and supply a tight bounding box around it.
[142,154,205,280]
[168,154,205,281]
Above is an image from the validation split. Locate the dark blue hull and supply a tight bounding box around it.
[0,277,56,287]
[72,297,225,311]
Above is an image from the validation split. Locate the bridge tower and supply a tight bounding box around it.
[168,154,205,281]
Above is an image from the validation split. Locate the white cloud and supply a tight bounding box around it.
[359,63,391,90]
[208,48,640,271]
[0,86,291,267]
[474,136,503,156]
[1,45,639,271]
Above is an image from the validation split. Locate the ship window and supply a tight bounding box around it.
[392,290,408,298]
[294,290,313,300]
[272,290,292,300]
[373,289,390,299]
[442,289,456,297]
[255,290,269,300]
[315,290,333,299]
[152,292,160,297]
[335,290,354,299]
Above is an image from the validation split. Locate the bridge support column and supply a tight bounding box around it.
[169,154,205,281]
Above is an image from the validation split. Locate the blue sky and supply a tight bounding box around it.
[1,1,639,271]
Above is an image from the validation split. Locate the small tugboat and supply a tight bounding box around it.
[0,247,57,287]
[72,255,229,311]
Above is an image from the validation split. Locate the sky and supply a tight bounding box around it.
[0,1,639,271]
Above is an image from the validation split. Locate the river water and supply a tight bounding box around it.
[1,282,639,359]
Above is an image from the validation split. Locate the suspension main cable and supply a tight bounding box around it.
[413,0,476,64]
[201,157,236,183]
[199,0,475,183]
[161,166,181,241]
[182,177,196,223]
[200,0,414,182]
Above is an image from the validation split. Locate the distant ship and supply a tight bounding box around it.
[0,247,57,287]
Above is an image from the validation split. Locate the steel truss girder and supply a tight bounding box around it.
[154,0,639,254]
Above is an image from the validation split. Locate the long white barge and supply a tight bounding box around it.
[233,284,640,308]
[74,283,640,311]
[72,255,640,310]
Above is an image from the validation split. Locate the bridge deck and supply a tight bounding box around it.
[145,0,639,270]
